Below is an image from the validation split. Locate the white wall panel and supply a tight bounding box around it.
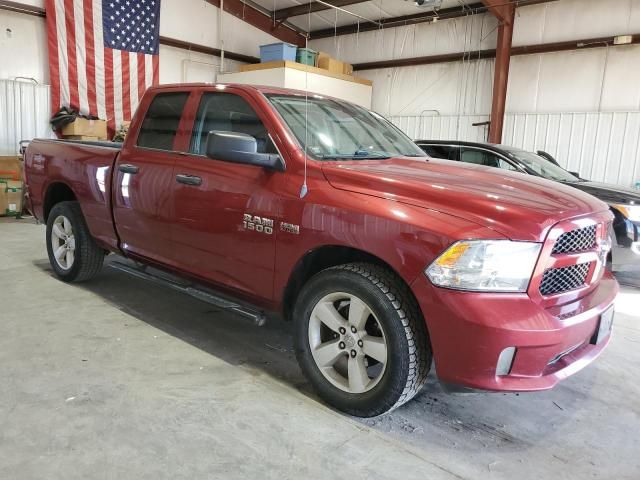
[390,114,490,143]
[0,10,49,84]
[357,58,494,116]
[310,13,497,65]
[0,79,53,155]
[160,0,279,59]
[513,0,640,46]
[159,45,244,84]
[391,111,640,188]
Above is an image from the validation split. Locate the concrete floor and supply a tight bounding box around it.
[1,217,639,480]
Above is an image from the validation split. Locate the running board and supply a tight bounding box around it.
[108,261,267,326]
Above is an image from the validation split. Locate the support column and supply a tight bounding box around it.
[483,1,515,144]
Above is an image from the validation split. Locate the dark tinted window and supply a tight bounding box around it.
[137,92,189,151]
[190,93,276,155]
[420,145,460,161]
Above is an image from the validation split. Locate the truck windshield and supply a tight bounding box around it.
[266,94,426,160]
[507,149,580,182]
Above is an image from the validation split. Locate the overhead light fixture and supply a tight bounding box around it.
[614,35,633,45]
[409,0,443,8]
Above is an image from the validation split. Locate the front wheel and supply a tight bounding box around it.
[293,263,431,417]
[46,201,104,282]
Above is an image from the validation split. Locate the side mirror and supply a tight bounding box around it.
[205,131,284,171]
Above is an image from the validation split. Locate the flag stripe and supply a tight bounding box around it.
[129,52,138,114]
[63,0,79,110]
[137,53,145,102]
[92,0,106,121]
[113,49,124,131]
[46,0,61,113]
[73,0,89,114]
[83,0,97,115]
[54,0,70,111]
[152,54,159,85]
[121,51,131,122]
[104,48,115,134]
[145,54,153,89]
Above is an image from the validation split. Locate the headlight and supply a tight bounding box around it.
[425,240,542,292]
[612,204,640,222]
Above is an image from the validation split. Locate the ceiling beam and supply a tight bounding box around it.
[310,1,486,39]
[352,34,640,71]
[273,0,368,21]
[0,0,45,17]
[309,0,558,39]
[159,37,260,64]
[206,0,306,46]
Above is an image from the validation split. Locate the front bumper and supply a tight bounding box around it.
[411,272,619,392]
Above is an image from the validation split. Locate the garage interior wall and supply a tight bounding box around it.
[0,0,280,154]
[310,0,640,187]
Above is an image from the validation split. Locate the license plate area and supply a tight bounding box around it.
[591,305,615,345]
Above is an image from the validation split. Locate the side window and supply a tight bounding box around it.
[460,148,504,168]
[137,92,189,151]
[421,145,460,161]
[497,158,518,171]
[190,93,276,155]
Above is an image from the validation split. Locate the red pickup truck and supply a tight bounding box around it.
[25,83,618,417]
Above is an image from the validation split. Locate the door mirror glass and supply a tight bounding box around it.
[205,131,284,171]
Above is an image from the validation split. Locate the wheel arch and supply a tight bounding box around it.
[43,182,77,222]
[281,245,421,323]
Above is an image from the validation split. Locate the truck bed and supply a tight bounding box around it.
[24,138,122,251]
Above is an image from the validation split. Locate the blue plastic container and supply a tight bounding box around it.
[260,42,297,63]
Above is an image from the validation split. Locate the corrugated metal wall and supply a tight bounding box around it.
[0,80,53,155]
[390,112,640,188]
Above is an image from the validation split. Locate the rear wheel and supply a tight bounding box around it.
[293,263,431,417]
[46,201,104,282]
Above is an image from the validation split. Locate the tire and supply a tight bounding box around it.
[293,263,431,417]
[46,201,104,282]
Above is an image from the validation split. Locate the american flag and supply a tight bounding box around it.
[46,0,160,134]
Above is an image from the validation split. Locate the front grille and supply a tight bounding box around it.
[551,225,597,254]
[539,262,591,296]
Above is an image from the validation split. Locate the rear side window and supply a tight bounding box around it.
[420,145,460,161]
[137,92,189,151]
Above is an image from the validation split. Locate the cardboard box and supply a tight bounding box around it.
[316,52,344,74]
[0,180,23,216]
[0,156,22,181]
[61,118,108,140]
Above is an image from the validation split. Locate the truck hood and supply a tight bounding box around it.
[322,158,609,242]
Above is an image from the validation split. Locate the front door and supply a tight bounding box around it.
[112,91,190,264]
[170,90,282,301]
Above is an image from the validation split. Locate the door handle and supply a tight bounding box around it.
[119,164,139,174]
[176,174,202,186]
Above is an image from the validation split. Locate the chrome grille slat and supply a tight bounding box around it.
[539,262,591,296]
[551,225,597,254]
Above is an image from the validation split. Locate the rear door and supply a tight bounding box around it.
[169,89,282,301]
[113,90,190,264]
